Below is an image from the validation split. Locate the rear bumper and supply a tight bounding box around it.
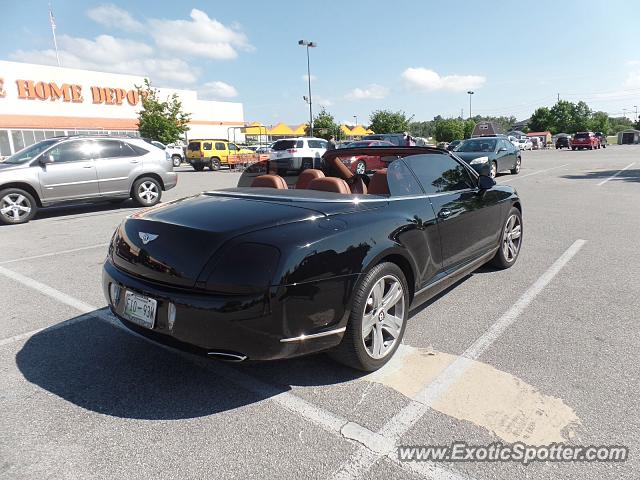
[102,260,358,361]
[163,171,178,190]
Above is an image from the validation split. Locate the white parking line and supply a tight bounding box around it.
[332,239,587,479]
[0,265,467,480]
[0,243,109,265]
[498,163,569,183]
[597,162,635,186]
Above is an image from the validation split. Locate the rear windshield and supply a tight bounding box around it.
[574,133,589,139]
[272,140,297,151]
[188,142,200,151]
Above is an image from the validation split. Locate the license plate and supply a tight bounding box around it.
[123,291,157,329]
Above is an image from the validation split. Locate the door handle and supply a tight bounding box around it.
[130,160,140,164]
[438,209,452,219]
[82,165,93,169]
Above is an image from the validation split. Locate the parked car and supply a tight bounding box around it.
[103,146,522,371]
[186,139,253,171]
[529,137,543,150]
[518,138,533,150]
[571,132,600,150]
[255,146,272,154]
[269,137,327,172]
[447,140,462,151]
[337,140,394,174]
[454,136,521,178]
[594,132,608,149]
[150,141,185,167]
[555,136,571,149]
[0,136,177,225]
[362,133,415,146]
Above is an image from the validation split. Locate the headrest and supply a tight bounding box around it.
[308,177,351,194]
[296,169,325,189]
[251,174,288,189]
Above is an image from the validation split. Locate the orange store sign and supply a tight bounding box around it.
[0,78,142,106]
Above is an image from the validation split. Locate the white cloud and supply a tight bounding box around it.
[10,35,197,85]
[87,4,143,32]
[149,9,253,60]
[624,71,640,88]
[402,67,486,92]
[344,84,389,100]
[315,96,333,107]
[625,60,640,67]
[199,81,238,99]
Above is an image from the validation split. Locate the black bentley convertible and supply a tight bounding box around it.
[102,147,522,371]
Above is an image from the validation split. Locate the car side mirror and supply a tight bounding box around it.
[498,147,507,152]
[478,174,495,190]
[40,155,54,165]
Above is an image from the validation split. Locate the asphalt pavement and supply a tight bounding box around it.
[1,147,639,480]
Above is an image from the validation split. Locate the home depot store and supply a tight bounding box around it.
[0,60,245,156]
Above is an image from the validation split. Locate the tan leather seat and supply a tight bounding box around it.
[368,169,390,195]
[251,174,288,189]
[296,169,325,189]
[308,177,351,194]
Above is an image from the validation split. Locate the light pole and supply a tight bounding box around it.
[298,40,317,136]
[353,115,358,126]
[635,105,638,123]
[467,91,474,119]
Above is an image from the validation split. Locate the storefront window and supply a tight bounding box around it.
[44,130,56,139]
[11,131,24,152]
[0,130,11,156]
[54,130,65,137]
[34,131,45,142]
[23,130,36,147]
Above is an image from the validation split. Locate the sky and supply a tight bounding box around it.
[1,0,639,126]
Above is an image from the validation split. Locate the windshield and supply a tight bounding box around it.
[3,139,59,164]
[455,139,497,152]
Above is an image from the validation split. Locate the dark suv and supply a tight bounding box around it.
[555,136,571,149]
[594,132,608,148]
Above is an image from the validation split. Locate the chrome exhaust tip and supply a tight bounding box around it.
[207,351,247,362]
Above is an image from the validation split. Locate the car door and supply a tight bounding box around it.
[404,153,504,271]
[215,141,228,163]
[94,139,139,196]
[502,139,518,170]
[37,139,100,202]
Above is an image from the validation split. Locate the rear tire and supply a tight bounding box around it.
[0,188,37,225]
[490,207,522,269]
[328,262,409,372]
[193,163,205,172]
[209,157,221,171]
[510,157,521,175]
[132,177,162,207]
[172,155,182,167]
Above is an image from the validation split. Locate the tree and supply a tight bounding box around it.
[137,79,191,144]
[571,101,592,132]
[528,107,552,132]
[408,121,435,139]
[306,108,338,139]
[549,100,574,133]
[369,109,410,134]
[434,119,465,142]
[590,111,611,135]
[463,119,476,139]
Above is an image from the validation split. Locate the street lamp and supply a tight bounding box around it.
[467,91,474,119]
[353,115,358,126]
[635,105,638,123]
[298,40,317,136]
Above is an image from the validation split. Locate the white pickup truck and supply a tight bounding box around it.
[151,141,185,167]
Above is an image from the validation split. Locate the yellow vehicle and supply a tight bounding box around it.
[186,139,253,171]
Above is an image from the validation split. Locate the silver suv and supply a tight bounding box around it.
[0,136,177,225]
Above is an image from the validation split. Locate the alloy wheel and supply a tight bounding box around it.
[138,181,159,204]
[361,275,405,359]
[514,158,521,173]
[0,193,32,222]
[490,162,497,178]
[355,161,366,175]
[502,214,522,262]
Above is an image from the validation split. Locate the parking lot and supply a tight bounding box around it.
[1,146,639,479]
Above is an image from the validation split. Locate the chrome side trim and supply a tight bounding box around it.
[280,326,347,343]
[207,351,247,362]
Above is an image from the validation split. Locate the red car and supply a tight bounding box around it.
[338,140,395,174]
[571,132,600,150]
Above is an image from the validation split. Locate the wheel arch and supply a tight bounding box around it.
[0,182,43,207]
[131,173,165,194]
